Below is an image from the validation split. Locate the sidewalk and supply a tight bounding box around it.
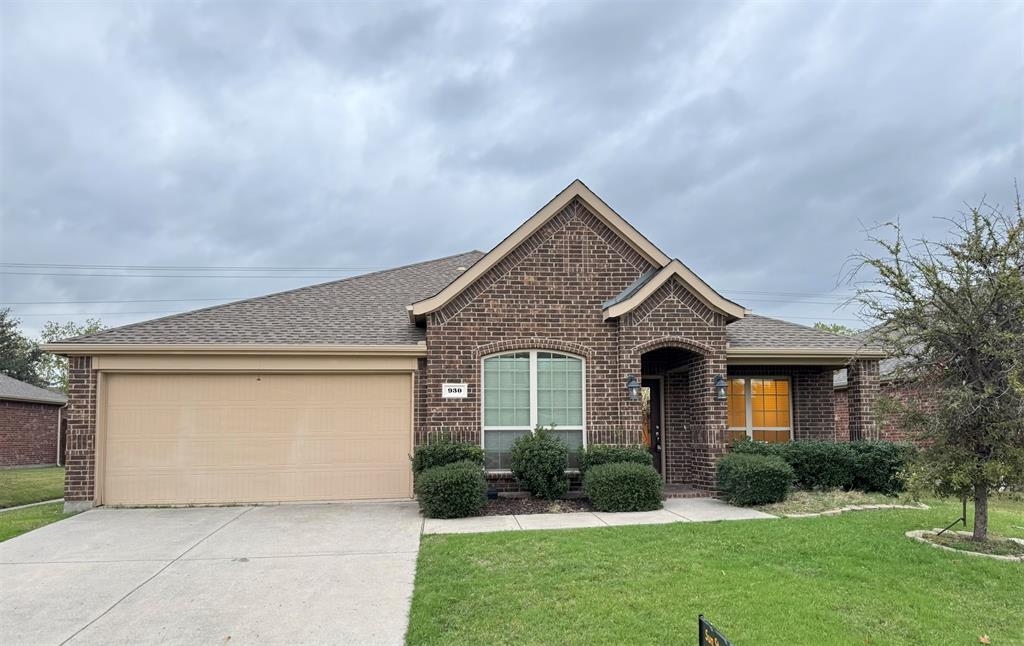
[422,497,776,535]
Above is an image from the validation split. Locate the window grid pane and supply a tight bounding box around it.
[727,378,746,429]
[750,378,791,433]
[483,353,530,428]
[537,353,583,428]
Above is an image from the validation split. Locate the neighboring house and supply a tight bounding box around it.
[45,180,883,510]
[0,374,67,467]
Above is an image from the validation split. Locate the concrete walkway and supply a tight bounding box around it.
[1,502,423,645]
[423,497,776,535]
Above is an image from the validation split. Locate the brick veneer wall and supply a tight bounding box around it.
[0,400,60,466]
[835,379,935,445]
[420,197,735,491]
[834,387,850,441]
[847,360,880,440]
[64,357,97,505]
[420,197,657,449]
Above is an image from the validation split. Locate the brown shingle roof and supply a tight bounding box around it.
[726,314,879,351]
[62,251,485,345]
[59,252,879,356]
[0,374,67,405]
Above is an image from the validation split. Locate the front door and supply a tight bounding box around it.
[643,378,663,476]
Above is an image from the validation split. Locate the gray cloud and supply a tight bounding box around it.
[1,0,1021,336]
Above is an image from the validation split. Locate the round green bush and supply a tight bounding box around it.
[411,435,485,476]
[414,460,487,518]
[579,444,652,475]
[583,462,663,512]
[717,453,794,506]
[510,428,569,500]
[850,441,916,494]
[779,441,856,490]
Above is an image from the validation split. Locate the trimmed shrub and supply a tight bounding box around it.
[728,438,783,457]
[414,461,487,518]
[579,444,652,475]
[411,435,484,477]
[584,462,663,512]
[717,453,794,506]
[850,441,917,494]
[780,441,856,490]
[510,427,569,500]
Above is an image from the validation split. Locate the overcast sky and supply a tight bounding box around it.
[1,1,1021,338]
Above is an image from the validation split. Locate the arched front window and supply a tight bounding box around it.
[481,351,585,470]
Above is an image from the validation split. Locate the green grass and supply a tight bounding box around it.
[0,466,65,508]
[0,502,73,542]
[408,497,1024,645]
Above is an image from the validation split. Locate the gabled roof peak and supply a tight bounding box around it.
[602,259,747,322]
[410,179,674,320]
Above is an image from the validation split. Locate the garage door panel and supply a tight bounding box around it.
[103,373,412,505]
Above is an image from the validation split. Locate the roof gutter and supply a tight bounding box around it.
[727,347,886,365]
[41,343,428,357]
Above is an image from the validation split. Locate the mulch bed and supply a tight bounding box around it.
[481,496,593,516]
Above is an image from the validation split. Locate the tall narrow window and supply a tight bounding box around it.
[726,377,792,443]
[482,351,585,469]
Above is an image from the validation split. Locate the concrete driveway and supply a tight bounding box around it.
[0,502,422,645]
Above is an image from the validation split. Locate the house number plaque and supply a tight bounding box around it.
[442,383,468,398]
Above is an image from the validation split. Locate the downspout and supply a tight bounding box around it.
[56,403,67,466]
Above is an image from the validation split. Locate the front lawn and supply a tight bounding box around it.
[0,502,74,542]
[0,466,65,508]
[408,497,1024,645]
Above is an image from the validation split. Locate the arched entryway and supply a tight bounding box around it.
[639,343,725,490]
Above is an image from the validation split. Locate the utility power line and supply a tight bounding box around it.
[0,262,383,272]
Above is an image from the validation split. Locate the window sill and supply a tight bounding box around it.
[485,469,581,477]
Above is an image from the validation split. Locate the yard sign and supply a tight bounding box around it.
[699,615,732,646]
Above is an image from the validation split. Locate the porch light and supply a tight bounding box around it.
[713,375,728,401]
[625,374,641,401]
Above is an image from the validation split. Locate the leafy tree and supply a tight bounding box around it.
[813,322,859,336]
[37,318,105,392]
[851,192,1024,541]
[0,308,45,386]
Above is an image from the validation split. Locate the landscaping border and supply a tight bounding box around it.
[905,529,1024,562]
[784,502,929,518]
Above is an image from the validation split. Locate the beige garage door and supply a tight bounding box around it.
[103,373,412,506]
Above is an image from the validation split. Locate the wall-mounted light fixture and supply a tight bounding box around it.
[625,374,641,401]
[713,375,727,401]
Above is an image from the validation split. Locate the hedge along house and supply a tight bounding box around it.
[45,181,883,511]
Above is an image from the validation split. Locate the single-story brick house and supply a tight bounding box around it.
[45,181,883,511]
[0,374,67,467]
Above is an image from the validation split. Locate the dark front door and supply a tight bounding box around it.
[643,378,663,475]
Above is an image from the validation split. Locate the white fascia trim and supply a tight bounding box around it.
[41,343,428,357]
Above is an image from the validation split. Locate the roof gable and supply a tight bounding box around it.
[409,180,674,320]
[602,260,746,321]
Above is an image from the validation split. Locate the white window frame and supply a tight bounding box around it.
[480,350,587,471]
[727,376,794,440]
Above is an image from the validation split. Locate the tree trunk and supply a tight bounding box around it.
[972,482,988,541]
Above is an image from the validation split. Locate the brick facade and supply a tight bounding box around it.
[835,379,935,444]
[419,198,656,448]
[0,400,61,466]
[847,359,880,440]
[419,197,732,492]
[64,357,97,505]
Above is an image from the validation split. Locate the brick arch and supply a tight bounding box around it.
[632,336,715,357]
[474,338,593,360]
